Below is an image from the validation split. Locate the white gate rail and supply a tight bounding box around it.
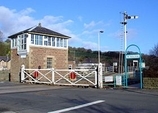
[53,69,97,86]
[20,65,101,87]
[22,68,53,84]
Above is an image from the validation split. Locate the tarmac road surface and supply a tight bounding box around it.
[0,81,158,113]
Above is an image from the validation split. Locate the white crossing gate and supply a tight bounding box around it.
[20,65,102,88]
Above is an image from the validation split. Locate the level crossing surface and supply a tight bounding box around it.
[0,81,158,113]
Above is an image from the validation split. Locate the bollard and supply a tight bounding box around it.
[95,66,98,88]
[8,73,11,81]
[19,71,21,83]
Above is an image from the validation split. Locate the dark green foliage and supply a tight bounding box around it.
[143,55,158,78]
[0,39,11,56]
[68,47,120,65]
[142,43,158,78]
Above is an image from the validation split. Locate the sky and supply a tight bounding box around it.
[0,0,158,54]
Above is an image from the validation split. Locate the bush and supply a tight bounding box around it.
[142,55,158,78]
[143,69,158,78]
[0,70,10,81]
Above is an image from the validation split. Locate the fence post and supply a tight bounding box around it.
[21,64,25,82]
[98,63,103,88]
[95,70,97,87]
[96,66,99,88]
[52,68,54,84]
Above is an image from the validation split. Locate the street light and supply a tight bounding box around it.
[121,11,138,50]
[98,30,104,64]
[97,30,104,89]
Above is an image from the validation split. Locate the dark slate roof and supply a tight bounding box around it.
[8,24,71,39]
[0,56,10,62]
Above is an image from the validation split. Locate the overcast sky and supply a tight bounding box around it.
[0,0,158,54]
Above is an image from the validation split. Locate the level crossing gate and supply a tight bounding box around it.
[20,64,103,88]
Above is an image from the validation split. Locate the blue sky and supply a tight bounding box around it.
[0,0,158,54]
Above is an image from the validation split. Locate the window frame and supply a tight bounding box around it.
[47,57,53,68]
[30,34,68,48]
[17,34,27,51]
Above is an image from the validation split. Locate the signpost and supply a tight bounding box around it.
[104,76,113,82]
[116,75,122,85]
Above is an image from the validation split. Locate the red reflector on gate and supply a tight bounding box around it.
[70,72,76,80]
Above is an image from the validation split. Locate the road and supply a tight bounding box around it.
[0,81,158,113]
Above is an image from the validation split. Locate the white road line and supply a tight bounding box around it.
[48,100,105,113]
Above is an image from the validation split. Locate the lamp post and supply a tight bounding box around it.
[97,30,103,88]
[98,31,104,64]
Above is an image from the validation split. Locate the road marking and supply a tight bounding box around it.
[48,100,105,113]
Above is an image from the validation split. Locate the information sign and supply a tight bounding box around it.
[126,54,140,59]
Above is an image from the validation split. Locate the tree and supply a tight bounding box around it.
[77,47,86,52]
[0,39,11,56]
[150,43,158,57]
[87,49,92,53]
[142,44,158,78]
[143,55,158,78]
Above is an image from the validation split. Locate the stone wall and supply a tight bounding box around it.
[30,46,68,69]
[10,49,29,82]
[143,77,158,89]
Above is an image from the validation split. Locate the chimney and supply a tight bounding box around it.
[38,23,41,27]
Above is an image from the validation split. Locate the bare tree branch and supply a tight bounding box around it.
[150,43,158,57]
